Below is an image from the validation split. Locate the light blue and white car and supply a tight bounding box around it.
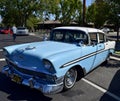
[2,27,115,94]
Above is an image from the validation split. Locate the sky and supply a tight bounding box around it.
[86,0,94,7]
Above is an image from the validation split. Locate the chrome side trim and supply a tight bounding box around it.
[61,48,109,68]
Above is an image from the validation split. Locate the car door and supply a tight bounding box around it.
[80,32,98,73]
[87,32,98,70]
[92,32,108,68]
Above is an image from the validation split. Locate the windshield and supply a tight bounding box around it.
[17,27,26,30]
[50,29,88,45]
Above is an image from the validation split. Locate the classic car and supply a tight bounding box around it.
[2,27,115,94]
[101,27,110,34]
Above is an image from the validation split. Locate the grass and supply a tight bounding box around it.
[115,51,120,55]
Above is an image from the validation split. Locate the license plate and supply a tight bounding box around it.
[12,74,22,84]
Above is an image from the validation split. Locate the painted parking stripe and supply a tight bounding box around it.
[110,56,120,61]
[0,49,3,52]
[82,78,120,101]
[0,58,5,61]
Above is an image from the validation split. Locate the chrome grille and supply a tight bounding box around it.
[6,59,47,79]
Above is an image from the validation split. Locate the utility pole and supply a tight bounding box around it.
[117,14,120,42]
[82,0,86,26]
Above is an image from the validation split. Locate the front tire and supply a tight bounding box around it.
[63,68,77,90]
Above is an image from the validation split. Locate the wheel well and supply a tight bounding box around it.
[73,65,85,81]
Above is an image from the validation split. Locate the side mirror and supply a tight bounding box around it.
[91,41,97,46]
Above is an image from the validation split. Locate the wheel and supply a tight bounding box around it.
[63,68,77,90]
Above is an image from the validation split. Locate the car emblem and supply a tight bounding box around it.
[25,46,35,50]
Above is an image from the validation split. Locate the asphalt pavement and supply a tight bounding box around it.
[0,33,120,101]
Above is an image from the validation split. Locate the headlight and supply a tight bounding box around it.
[43,59,55,73]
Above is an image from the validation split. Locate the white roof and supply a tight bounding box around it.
[54,26,104,34]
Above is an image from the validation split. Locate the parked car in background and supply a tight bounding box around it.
[101,27,110,34]
[16,27,29,35]
[2,27,115,94]
[0,27,3,33]
[0,27,13,34]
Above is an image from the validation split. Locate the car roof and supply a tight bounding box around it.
[54,26,104,34]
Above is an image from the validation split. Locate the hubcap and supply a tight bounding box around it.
[65,69,77,89]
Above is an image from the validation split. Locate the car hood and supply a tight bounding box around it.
[8,41,79,73]
[13,41,78,57]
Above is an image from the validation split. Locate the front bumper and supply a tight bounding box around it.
[2,65,63,94]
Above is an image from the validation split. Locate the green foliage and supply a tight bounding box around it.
[59,0,82,25]
[87,0,120,28]
[27,16,41,32]
[0,0,42,27]
[86,1,110,28]
[105,0,120,41]
[40,0,82,25]
[115,51,120,55]
[1,0,119,29]
[0,0,83,27]
[105,0,120,26]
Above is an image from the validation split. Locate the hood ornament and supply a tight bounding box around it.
[25,45,36,50]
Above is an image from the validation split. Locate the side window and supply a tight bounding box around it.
[99,33,105,43]
[89,33,98,44]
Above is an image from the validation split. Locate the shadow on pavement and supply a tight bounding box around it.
[105,59,120,68]
[0,73,52,101]
[100,69,120,101]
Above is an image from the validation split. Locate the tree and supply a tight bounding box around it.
[40,0,82,25]
[27,16,41,32]
[86,3,96,26]
[40,0,60,20]
[105,0,120,26]
[0,0,42,27]
[86,1,110,28]
[59,0,82,25]
[105,0,120,41]
[0,0,83,27]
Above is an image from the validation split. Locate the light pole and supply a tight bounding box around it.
[117,14,120,42]
[82,0,86,26]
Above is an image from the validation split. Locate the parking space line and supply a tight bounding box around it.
[82,78,120,101]
[0,58,5,61]
[110,56,120,61]
[0,49,3,52]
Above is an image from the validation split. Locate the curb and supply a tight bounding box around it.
[112,54,120,58]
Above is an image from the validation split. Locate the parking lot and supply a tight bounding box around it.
[0,34,120,101]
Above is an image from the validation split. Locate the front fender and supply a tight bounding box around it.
[45,48,82,76]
